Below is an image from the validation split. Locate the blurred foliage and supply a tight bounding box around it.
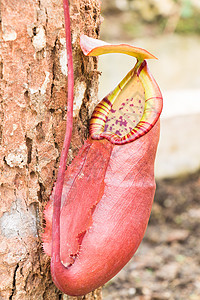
[180,0,193,18]
[101,0,200,38]
[176,12,200,34]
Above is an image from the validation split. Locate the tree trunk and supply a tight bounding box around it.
[0,0,102,299]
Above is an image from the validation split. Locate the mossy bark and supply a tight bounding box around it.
[0,0,102,298]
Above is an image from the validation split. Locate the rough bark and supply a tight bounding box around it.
[0,0,102,299]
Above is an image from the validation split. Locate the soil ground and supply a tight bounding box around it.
[103,170,200,300]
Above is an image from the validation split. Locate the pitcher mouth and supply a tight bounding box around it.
[89,60,163,145]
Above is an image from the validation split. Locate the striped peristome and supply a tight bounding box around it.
[89,60,163,145]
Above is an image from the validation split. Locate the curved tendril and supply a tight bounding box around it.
[51,0,74,284]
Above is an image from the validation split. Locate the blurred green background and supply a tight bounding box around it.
[100,0,200,40]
